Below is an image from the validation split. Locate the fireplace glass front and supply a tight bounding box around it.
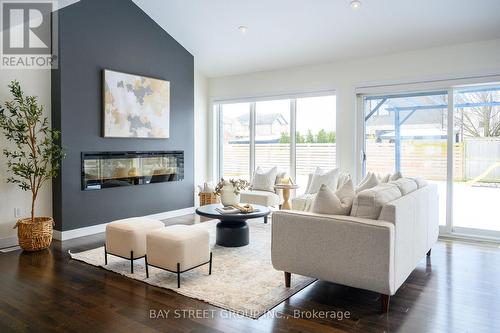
[81,151,184,190]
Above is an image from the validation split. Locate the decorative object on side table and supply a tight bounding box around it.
[0,81,65,251]
[198,182,219,206]
[274,178,299,210]
[214,178,250,206]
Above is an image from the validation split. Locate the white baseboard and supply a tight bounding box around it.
[53,207,196,241]
[0,236,18,249]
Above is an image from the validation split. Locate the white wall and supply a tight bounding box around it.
[194,69,210,202]
[0,70,52,246]
[208,38,500,181]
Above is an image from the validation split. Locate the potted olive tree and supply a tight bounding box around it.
[0,81,64,251]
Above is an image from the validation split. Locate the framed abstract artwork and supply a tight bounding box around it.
[103,69,170,138]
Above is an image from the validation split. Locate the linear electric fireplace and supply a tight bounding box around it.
[81,151,184,190]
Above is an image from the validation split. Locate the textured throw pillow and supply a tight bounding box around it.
[311,180,355,215]
[390,171,403,181]
[378,173,391,183]
[350,183,403,219]
[356,172,379,193]
[306,168,339,194]
[251,166,278,192]
[337,172,352,190]
[358,172,373,187]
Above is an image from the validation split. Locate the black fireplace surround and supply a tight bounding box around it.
[81,151,184,190]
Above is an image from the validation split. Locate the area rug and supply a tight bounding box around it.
[69,218,315,319]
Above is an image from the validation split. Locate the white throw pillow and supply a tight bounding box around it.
[311,180,355,215]
[304,167,323,193]
[337,172,352,190]
[390,171,403,181]
[408,176,428,188]
[390,178,418,195]
[351,183,403,219]
[306,168,339,194]
[358,172,372,187]
[356,172,379,193]
[251,166,278,192]
[378,173,391,183]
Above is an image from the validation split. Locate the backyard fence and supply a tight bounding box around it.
[464,138,500,181]
[223,139,500,182]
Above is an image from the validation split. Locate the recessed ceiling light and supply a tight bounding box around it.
[238,26,248,33]
[350,0,362,10]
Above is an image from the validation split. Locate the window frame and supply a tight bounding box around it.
[214,91,336,183]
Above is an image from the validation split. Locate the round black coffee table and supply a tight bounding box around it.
[195,204,271,247]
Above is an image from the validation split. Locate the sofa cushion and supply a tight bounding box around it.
[307,168,339,194]
[251,166,278,192]
[356,172,379,193]
[240,190,280,207]
[350,183,402,219]
[311,180,355,215]
[390,178,418,195]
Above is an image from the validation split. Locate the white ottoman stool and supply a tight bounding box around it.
[145,225,212,288]
[105,217,165,273]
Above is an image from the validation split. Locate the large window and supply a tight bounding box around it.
[296,96,336,193]
[255,100,291,175]
[217,94,336,187]
[363,91,448,225]
[221,103,251,180]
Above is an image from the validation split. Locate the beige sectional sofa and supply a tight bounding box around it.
[271,179,438,312]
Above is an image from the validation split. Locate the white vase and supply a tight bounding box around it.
[220,184,240,206]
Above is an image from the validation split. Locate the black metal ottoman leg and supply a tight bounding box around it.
[104,245,107,265]
[209,252,213,275]
[130,251,134,274]
[177,263,181,288]
[145,255,149,278]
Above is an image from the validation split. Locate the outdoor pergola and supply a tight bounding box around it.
[364,87,500,171]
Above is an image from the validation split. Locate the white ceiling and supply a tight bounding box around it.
[133,0,500,78]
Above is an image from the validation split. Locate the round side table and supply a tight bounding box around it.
[274,184,300,210]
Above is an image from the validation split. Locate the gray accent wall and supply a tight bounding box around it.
[51,0,194,231]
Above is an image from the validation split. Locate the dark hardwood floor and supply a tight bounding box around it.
[1,214,499,333]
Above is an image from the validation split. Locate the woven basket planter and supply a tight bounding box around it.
[199,192,219,206]
[15,217,54,252]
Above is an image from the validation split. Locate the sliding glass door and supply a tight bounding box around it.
[363,91,449,226]
[453,86,500,234]
[362,84,500,239]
